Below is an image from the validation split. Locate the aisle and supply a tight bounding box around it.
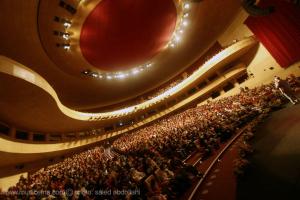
[186,103,300,200]
[191,130,244,200]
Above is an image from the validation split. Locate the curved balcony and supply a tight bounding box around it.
[0,36,257,152]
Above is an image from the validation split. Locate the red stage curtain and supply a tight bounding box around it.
[245,0,300,68]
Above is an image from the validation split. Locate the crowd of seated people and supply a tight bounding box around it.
[3,78,297,199]
[3,147,199,199]
[233,114,266,178]
[145,79,183,100]
[113,83,284,158]
[137,39,247,104]
[141,48,226,103]
[134,39,252,106]
[286,74,300,92]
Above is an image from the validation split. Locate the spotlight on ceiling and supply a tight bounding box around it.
[82,70,89,75]
[184,3,190,10]
[169,43,175,48]
[63,22,72,28]
[91,72,98,78]
[116,73,126,79]
[132,69,140,75]
[175,35,181,42]
[62,33,70,40]
[62,44,70,50]
[182,20,188,27]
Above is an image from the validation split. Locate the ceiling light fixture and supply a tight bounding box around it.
[182,20,188,26]
[184,3,190,10]
[63,22,72,28]
[175,35,181,42]
[62,44,70,50]
[167,1,191,49]
[132,69,140,75]
[62,33,70,40]
[91,72,98,78]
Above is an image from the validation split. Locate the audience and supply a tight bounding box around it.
[3,76,298,200]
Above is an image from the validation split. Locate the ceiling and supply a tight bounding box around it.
[0,0,242,131]
[80,0,177,71]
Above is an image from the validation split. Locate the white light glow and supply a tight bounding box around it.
[184,3,190,10]
[132,69,139,75]
[175,35,181,42]
[91,73,98,78]
[63,45,70,50]
[116,74,126,79]
[62,34,70,40]
[63,22,71,28]
[182,20,188,27]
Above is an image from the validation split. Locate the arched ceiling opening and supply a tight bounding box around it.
[80,0,177,71]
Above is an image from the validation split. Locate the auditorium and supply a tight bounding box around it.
[0,0,300,199]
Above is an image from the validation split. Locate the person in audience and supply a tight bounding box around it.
[274,76,299,104]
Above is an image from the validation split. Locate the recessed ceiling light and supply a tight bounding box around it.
[175,35,181,42]
[132,69,139,75]
[63,22,71,28]
[62,33,70,40]
[170,43,175,48]
[91,72,98,78]
[117,74,126,79]
[184,3,190,10]
[63,44,70,50]
[182,20,188,26]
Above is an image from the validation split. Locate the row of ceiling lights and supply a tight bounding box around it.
[81,63,153,79]
[61,21,72,50]
[53,18,72,50]
[56,1,191,79]
[168,2,191,48]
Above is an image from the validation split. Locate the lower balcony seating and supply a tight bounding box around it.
[1,75,299,200]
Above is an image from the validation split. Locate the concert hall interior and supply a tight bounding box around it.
[0,0,299,199]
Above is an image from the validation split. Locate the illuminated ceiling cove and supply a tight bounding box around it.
[80,0,177,71]
[5,0,242,110]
